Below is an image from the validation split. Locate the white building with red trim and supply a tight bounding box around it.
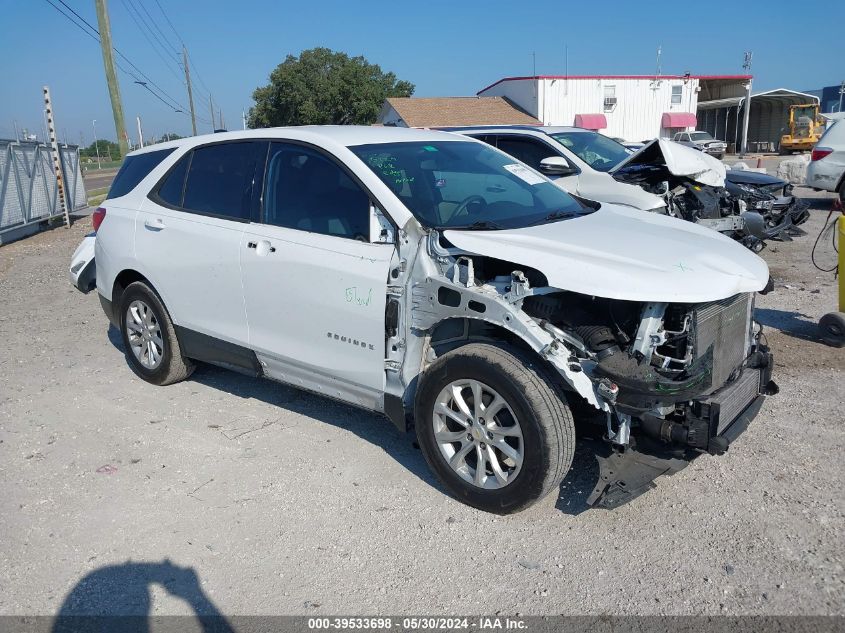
[477,74,752,143]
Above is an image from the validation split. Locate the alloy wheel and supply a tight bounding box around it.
[432,379,524,489]
[125,299,164,370]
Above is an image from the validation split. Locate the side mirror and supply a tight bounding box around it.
[370,204,395,244]
[539,156,577,176]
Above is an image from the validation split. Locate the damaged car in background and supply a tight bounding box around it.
[449,125,809,251]
[77,127,778,513]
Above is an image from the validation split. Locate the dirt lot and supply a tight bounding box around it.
[0,190,842,618]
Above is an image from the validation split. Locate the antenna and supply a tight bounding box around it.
[650,45,663,90]
[656,45,662,78]
[743,51,753,72]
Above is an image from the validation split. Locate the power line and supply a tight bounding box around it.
[119,0,184,83]
[153,0,184,46]
[43,0,211,125]
[148,0,213,101]
[136,0,181,56]
[52,0,185,112]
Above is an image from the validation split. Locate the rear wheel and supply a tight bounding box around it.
[415,343,575,514]
[118,281,194,385]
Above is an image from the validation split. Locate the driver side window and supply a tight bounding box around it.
[262,142,370,241]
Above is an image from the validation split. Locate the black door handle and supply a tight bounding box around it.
[247,240,275,253]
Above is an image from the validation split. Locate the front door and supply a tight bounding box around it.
[240,142,395,409]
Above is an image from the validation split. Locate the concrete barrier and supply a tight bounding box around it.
[776,154,810,185]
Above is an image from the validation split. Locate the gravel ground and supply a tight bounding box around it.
[0,189,842,618]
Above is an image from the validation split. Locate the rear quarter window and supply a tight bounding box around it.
[108,149,175,199]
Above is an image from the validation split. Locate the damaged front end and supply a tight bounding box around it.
[725,175,810,243]
[409,233,777,509]
[576,295,779,508]
[610,139,806,252]
[520,290,777,508]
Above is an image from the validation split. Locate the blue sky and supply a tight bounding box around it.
[1,0,842,144]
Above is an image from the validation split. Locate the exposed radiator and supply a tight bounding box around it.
[707,368,761,434]
[692,293,752,392]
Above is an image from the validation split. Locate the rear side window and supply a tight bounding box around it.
[182,142,262,220]
[157,154,190,207]
[108,149,174,199]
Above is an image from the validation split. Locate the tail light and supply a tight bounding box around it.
[92,207,106,232]
[811,147,832,162]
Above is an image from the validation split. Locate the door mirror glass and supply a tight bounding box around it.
[370,205,395,243]
[539,156,577,176]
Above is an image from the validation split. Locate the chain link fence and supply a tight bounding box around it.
[0,139,87,243]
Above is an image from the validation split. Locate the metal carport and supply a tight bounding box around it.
[697,89,820,152]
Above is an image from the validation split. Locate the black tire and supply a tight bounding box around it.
[819,312,845,348]
[118,281,194,385]
[414,343,575,514]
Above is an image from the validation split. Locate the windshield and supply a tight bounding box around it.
[689,132,714,141]
[351,140,591,230]
[549,131,630,172]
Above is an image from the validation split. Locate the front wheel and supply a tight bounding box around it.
[414,343,575,514]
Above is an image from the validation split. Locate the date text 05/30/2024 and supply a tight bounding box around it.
[307,617,527,630]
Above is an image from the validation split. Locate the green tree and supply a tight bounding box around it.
[154,132,184,143]
[248,47,414,127]
[82,139,120,160]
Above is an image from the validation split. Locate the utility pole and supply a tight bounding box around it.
[182,46,198,136]
[136,116,144,148]
[92,119,101,169]
[94,0,129,158]
[13,120,20,142]
[209,94,216,131]
[242,109,246,130]
[43,86,70,228]
[219,109,225,130]
[740,51,753,156]
[839,79,844,113]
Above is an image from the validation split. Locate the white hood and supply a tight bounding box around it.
[611,139,726,187]
[443,204,769,303]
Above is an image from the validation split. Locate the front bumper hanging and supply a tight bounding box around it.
[587,350,778,509]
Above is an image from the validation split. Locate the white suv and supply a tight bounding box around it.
[806,114,845,201]
[74,126,778,513]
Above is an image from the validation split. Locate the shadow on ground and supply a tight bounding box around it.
[798,194,840,211]
[107,326,606,515]
[756,307,823,343]
[52,560,233,633]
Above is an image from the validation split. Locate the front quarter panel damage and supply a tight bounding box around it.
[406,233,609,413]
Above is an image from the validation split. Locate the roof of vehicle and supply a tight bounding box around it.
[124,125,468,157]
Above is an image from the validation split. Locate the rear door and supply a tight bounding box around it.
[135,140,266,346]
[240,141,395,409]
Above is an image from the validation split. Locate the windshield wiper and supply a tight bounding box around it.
[528,210,579,226]
[447,220,505,231]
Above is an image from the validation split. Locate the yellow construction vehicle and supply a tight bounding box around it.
[780,103,824,153]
